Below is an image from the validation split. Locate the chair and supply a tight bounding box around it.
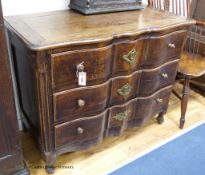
[188,0,205,93]
[148,0,205,129]
[148,0,191,16]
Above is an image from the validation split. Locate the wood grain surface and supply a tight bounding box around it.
[5,8,195,50]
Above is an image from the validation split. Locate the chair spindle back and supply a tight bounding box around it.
[148,0,205,56]
[148,0,191,16]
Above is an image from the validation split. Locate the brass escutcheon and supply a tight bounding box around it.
[117,83,132,99]
[113,110,129,121]
[122,48,137,64]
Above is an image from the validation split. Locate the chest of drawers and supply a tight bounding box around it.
[5,8,194,173]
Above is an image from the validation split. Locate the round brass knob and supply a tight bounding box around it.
[76,62,85,78]
[168,43,176,49]
[78,99,85,107]
[77,127,84,135]
[156,98,163,103]
[76,62,84,72]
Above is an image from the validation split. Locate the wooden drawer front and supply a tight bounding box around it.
[141,30,187,68]
[55,113,106,148]
[136,86,172,120]
[107,100,136,136]
[51,45,113,91]
[113,39,144,75]
[110,71,141,105]
[54,82,109,123]
[107,86,172,136]
[139,61,178,96]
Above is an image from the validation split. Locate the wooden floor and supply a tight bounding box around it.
[21,83,205,175]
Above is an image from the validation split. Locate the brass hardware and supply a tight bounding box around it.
[156,98,163,103]
[78,99,85,107]
[77,127,84,135]
[76,62,84,72]
[117,83,132,99]
[76,62,85,77]
[113,110,129,121]
[168,43,176,49]
[161,73,168,78]
[122,48,137,64]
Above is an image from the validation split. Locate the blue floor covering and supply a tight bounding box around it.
[110,123,205,175]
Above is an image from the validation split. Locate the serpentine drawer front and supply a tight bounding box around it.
[138,60,179,96]
[113,38,144,75]
[107,86,172,136]
[110,71,141,105]
[54,112,106,149]
[51,45,113,91]
[53,81,110,123]
[51,30,186,92]
[141,30,187,69]
[5,8,195,173]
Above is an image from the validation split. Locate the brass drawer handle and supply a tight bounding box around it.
[117,83,132,99]
[78,99,85,107]
[122,48,137,65]
[77,127,84,135]
[76,61,85,77]
[161,73,168,78]
[156,98,163,103]
[113,110,129,121]
[168,43,176,49]
[76,62,87,86]
[76,62,84,72]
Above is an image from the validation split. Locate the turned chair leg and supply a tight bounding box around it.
[180,76,190,129]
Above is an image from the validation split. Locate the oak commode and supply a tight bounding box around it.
[5,7,194,174]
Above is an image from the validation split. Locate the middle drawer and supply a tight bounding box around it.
[53,72,141,123]
[53,81,110,123]
[138,60,178,96]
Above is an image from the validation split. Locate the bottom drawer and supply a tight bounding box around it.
[55,112,106,149]
[107,86,173,136]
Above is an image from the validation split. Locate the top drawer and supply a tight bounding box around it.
[113,38,144,76]
[51,45,113,91]
[141,30,187,68]
[51,30,186,91]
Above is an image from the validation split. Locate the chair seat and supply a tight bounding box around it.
[178,51,205,77]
